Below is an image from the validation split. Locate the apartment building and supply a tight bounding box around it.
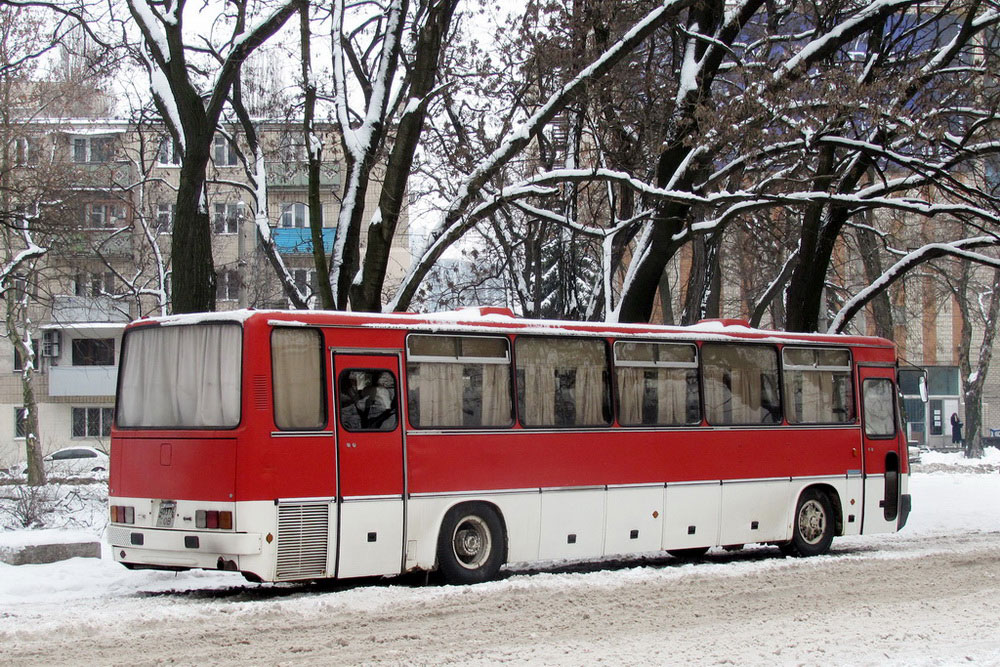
[1,114,409,468]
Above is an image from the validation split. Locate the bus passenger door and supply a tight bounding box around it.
[858,366,903,534]
[332,352,406,578]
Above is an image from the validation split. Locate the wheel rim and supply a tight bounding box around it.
[797,499,827,545]
[452,515,491,570]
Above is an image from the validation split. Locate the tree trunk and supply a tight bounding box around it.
[171,158,216,313]
[5,302,44,485]
[856,225,894,339]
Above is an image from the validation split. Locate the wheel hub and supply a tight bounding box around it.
[799,499,826,544]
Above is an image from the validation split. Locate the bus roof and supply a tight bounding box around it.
[128,307,895,349]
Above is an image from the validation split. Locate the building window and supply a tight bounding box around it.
[213,202,242,234]
[11,272,36,300]
[281,202,308,228]
[212,134,238,166]
[73,271,115,297]
[156,203,175,232]
[157,137,181,166]
[14,407,27,439]
[13,339,39,372]
[72,136,114,163]
[80,202,125,228]
[217,269,240,301]
[15,136,37,165]
[927,366,960,396]
[71,338,115,366]
[278,133,307,162]
[72,406,114,438]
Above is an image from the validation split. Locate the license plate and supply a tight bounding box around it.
[156,500,176,527]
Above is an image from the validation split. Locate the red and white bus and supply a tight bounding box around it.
[108,308,910,584]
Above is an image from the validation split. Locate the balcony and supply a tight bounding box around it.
[273,227,336,254]
[48,365,117,397]
[50,296,130,324]
[265,161,339,189]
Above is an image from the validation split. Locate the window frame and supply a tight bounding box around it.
[12,338,39,373]
[338,367,399,433]
[613,340,701,427]
[14,407,27,439]
[72,406,114,438]
[700,342,783,427]
[781,345,855,425]
[115,322,244,431]
[514,334,613,429]
[213,201,242,234]
[212,134,238,167]
[71,338,115,366]
[271,327,327,431]
[862,377,898,439]
[280,202,309,229]
[405,333,514,430]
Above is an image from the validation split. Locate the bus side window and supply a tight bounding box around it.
[272,327,326,430]
[702,344,781,425]
[339,369,398,432]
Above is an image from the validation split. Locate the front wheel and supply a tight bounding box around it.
[781,489,835,557]
[437,503,506,584]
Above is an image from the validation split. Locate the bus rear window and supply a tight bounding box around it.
[117,323,242,428]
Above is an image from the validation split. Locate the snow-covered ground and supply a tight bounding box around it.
[2,450,999,665]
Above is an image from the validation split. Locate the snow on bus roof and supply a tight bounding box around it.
[133,308,890,347]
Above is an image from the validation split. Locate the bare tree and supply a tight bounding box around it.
[126,0,300,313]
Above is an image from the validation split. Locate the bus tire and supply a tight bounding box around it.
[781,488,835,557]
[437,503,506,585]
[667,547,709,561]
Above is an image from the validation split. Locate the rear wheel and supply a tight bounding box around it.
[437,503,506,585]
[781,489,835,557]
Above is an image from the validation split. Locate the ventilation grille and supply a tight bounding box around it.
[276,501,330,581]
[252,375,268,411]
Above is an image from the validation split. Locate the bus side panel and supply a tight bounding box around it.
[405,427,861,494]
[113,436,236,501]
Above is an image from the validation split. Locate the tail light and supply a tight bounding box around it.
[196,510,233,530]
[110,505,134,524]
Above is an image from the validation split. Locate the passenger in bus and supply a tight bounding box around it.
[339,370,396,430]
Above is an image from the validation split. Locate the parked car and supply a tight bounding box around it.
[908,443,927,465]
[12,446,109,479]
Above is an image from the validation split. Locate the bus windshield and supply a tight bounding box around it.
[117,323,242,429]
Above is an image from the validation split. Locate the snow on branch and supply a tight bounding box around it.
[829,236,1000,334]
[388,0,699,312]
[0,238,46,292]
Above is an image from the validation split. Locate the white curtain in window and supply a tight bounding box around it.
[656,369,688,424]
[617,368,645,424]
[272,329,324,429]
[480,364,511,426]
[703,365,729,424]
[575,364,604,425]
[119,325,241,427]
[417,363,464,426]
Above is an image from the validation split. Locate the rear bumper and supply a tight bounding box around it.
[108,525,262,569]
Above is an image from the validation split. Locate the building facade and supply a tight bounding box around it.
[1,114,409,469]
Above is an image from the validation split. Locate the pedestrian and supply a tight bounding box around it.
[951,412,963,446]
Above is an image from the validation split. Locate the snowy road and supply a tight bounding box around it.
[3,460,1000,665]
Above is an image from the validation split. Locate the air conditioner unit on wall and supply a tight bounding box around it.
[42,330,61,358]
